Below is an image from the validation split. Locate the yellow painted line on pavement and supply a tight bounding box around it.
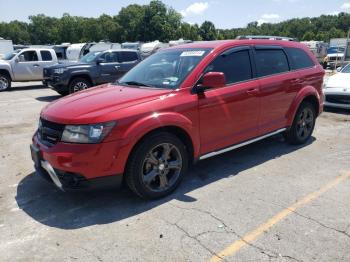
[210,172,350,262]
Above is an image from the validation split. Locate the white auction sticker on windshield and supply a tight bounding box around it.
[180,51,205,57]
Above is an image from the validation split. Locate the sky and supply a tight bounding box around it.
[0,0,349,29]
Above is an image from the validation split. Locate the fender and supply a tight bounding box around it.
[113,112,200,174]
[0,64,14,80]
[286,85,321,127]
[69,70,94,84]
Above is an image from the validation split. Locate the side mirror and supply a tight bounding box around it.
[195,72,226,93]
[96,58,105,64]
[336,67,342,72]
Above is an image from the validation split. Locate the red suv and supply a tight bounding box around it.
[31,39,324,199]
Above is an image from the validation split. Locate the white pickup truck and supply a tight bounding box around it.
[0,48,58,91]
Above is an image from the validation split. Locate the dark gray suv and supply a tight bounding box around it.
[43,49,142,95]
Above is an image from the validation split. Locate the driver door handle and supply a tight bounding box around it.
[115,65,121,70]
[33,64,40,67]
[246,88,259,96]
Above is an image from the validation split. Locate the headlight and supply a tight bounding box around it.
[53,68,66,74]
[61,121,116,143]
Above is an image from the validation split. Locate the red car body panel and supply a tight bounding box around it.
[33,39,325,185]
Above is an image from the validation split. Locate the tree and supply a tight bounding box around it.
[200,21,217,40]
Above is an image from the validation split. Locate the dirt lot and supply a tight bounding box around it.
[1,82,350,262]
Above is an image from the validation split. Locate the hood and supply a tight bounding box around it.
[326,73,350,89]
[0,60,10,66]
[41,83,172,124]
[327,53,344,58]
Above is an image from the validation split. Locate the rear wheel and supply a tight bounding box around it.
[69,78,91,94]
[285,101,316,145]
[125,132,188,199]
[0,73,11,91]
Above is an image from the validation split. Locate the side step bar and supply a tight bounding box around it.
[199,128,287,160]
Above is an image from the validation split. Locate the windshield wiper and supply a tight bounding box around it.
[119,81,151,87]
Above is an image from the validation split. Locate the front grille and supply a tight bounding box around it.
[38,118,65,146]
[326,94,350,105]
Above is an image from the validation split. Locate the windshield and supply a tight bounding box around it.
[341,64,350,73]
[119,48,212,89]
[2,51,18,61]
[327,47,345,54]
[79,52,101,63]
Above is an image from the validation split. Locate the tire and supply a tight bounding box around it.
[0,73,11,91]
[125,132,189,199]
[68,78,91,94]
[285,101,316,145]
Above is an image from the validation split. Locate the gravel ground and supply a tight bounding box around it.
[0,82,350,262]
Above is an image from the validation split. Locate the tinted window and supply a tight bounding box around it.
[20,51,38,62]
[255,49,289,77]
[285,47,315,70]
[206,50,252,84]
[119,52,138,63]
[40,51,52,61]
[100,52,118,63]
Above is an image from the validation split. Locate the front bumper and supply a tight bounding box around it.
[324,88,350,109]
[31,134,124,191]
[43,76,69,92]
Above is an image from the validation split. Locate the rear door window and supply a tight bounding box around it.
[255,49,289,77]
[40,51,52,61]
[285,47,315,70]
[118,52,139,63]
[206,49,253,84]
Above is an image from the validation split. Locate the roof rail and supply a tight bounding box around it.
[236,35,297,41]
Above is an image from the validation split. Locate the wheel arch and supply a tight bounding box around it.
[113,113,200,175]
[0,69,12,81]
[69,73,93,86]
[286,86,321,127]
[129,126,195,165]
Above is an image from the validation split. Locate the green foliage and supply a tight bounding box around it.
[0,1,349,45]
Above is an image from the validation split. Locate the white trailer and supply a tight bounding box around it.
[0,38,14,59]
[140,40,168,58]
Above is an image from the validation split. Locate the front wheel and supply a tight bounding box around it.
[69,78,91,94]
[125,132,188,199]
[0,73,11,91]
[285,101,316,145]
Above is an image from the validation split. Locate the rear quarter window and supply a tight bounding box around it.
[40,51,52,61]
[255,49,289,77]
[285,47,315,70]
[119,52,139,63]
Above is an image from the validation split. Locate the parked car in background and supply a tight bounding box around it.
[324,63,350,109]
[0,48,58,91]
[43,49,141,95]
[31,39,324,199]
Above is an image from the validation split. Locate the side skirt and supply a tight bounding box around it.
[199,128,287,161]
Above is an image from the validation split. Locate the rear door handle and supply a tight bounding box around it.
[33,64,40,67]
[246,88,259,96]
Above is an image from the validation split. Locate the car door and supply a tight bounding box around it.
[253,46,299,135]
[97,51,121,84]
[12,50,42,81]
[117,51,140,78]
[198,47,261,155]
